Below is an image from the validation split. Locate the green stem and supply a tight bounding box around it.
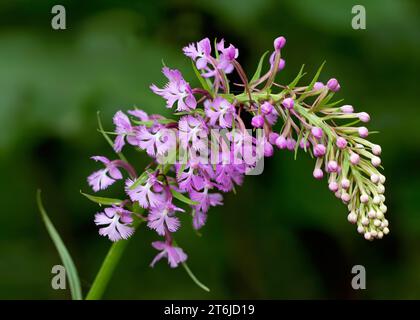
[85,220,142,300]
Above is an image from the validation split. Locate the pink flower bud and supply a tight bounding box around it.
[370,174,379,184]
[372,144,382,156]
[368,209,376,218]
[327,160,338,173]
[286,138,296,150]
[341,178,350,189]
[313,82,324,91]
[264,141,274,157]
[358,112,370,123]
[268,132,279,145]
[313,168,324,179]
[275,135,287,149]
[350,153,360,165]
[371,156,381,167]
[340,105,354,113]
[347,212,357,224]
[336,137,347,149]
[299,139,310,149]
[251,115,264,128]
[274,36,286,50]
[282,97,294,110]
[329,181,339,192]
[364,232,372,240]
[261,102,274,115]
[311,127,323,139]
[358,127,369,138]
[360,194,369,203]
[313,144,326,157]
[326,78,340,92]
[278,58,286,70]
[341,193,350,202]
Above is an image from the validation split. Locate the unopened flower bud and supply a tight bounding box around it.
[362,217,369,226]
[282,97,294,110]
[379,175,386,184]
[275,135,287,149]
[329,181,339,192]
[299,139,310,149]
[357,225,365,234]
[376,211,384,219]
[269,132,279,145]
[340,105,354,113]
[372,144,382,156]
[379,204,387,213]
[341,178,350,189]
[336,137,347,149]
[274,36,286,51]
[261,102,274,115]
[358,112,370,123]
[374,219,382,227]
[313,82,324,91]
[381,220,389,228]
[368,209,376,219]
[341,192,350,202]
[373,195,381,204]
[360,194,369,203]
[370,174,379,184]
[358,127,369,138]
[311,127,323,139]
[251,115,264,128]
[313,168,324,179]
[347,212,357,224]
[327,160,338,173]
[327,78,340,92]
[364,232,372,240]
[264,141,274,157]
[377,184,385,194]
[370,230,378,238]
[377,231,383,239]
[371,156,381,167]
[350,153,360,165]
[313,144,326,157]
[383,227,389,235]
[286,138,296,151]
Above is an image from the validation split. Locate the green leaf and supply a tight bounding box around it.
[306,61,325,92]
[132,118,176,126]
[288,65,306,89]
[86,219,143,300]
[191,61,212,94]
[170,189,199,206]
[250,51,269,84]
[80,191,123,206]
[36,190,83,300]
[128,170,150,190]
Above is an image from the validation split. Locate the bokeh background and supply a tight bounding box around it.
[1,0,419,299]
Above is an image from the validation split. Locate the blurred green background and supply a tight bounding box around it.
[1,0,419,299]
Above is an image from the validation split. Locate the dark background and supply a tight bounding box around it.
[1,0,419,299]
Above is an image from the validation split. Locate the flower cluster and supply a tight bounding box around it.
[85,36,388,269]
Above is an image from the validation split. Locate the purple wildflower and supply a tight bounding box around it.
[94,206,134,242]
[150,241,188,268]
[150,67,197,112]
[88,156,122,192]
[147,202,184,236]
[204,97,236,128]
[125,174,165,209]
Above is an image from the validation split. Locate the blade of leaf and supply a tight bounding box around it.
[80,191,123,206]
[170,189,199,206]
[250,51,269,84]
[36,190,83,300]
